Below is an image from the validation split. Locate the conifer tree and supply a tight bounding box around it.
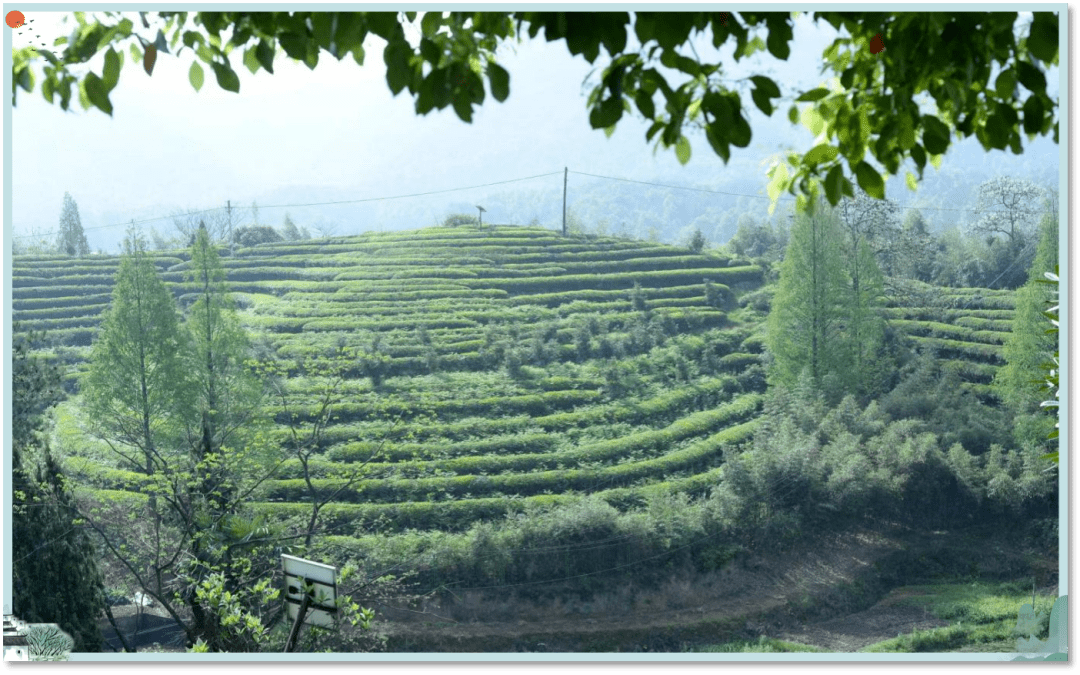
[12,325,105,652]
[183,224,263,501]
[837,208,887,397]
[281,213,302,241]
[995,199,1059,412]
[82,227,193,474]
[56,192,90,256]
[766,198,850,392]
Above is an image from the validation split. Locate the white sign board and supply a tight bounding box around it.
[281,554,338,629]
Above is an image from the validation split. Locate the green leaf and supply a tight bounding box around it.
[452,96,472,123]
[189,61,205,92]
[929,153,943,170]
[487,62,509,102]
[674,135,691,165]
[803,143,838,165]
[855,160,884,199]
[920,114,950,155]
[102,48,121,91]
[840,67,855,90]
[211,62,240,93]
[995,68,1017,99]
[589,95,623,129]
[635,90,656,119]
[765,16,793,60]
[766,160,789,203]
[311,12,334,49]
[1016,60,1047,93]
[897,112,916,150]
[983,111,1010,149]
[910,144,926,173]
[801,107,825,136]
[788,105,798,124]
[1028,12,1058,64]
[796,88,829,102]
[14,64,33,94]
[751,87,774,115]
[905,171,918,192]
[255,40,275,74]
[704,123,731,163]
[41,76,55,103]
[730,112,752,148]
[1022,95,1045,135]
[384,40,412,95]
[243,47,260,75]
[749,75,780,98]
[421,11,442,36]
[83,72,112,115]
[824,164,843,204]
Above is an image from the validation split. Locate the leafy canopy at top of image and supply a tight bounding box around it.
[12,11,1059,214]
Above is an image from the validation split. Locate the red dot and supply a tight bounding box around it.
[870,33,885,55]
[6,11,25,29]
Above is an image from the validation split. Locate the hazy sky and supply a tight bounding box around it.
[5,6,1063,252]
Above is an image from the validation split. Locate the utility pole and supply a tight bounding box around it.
[226,200,233,256]
[562,167,568,237]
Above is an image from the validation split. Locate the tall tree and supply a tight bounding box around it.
[834,190,889,395]
[80,225,195,623]
[183,224,263,501]
[82,227,193,477]
[994,198,1059,412]
[56,192,90,256]
[765,197,850,393]
[836,187,901,275]
[969,176,1045,288]
[11,325,106,652]
[893,209,937,282]
[13,11,1058,212]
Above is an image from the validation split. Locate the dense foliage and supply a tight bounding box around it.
[11,324,106,652]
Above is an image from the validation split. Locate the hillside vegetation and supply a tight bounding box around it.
[12,224,1056,652]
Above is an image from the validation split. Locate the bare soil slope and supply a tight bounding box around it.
[380,523,1053,653]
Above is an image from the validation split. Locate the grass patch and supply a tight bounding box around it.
[860,580,1055,653]
[693,636,826,653]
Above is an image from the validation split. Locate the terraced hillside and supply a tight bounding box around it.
[12,225,1017,583]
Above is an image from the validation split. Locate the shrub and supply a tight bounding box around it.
[232,226,284,247]
[442,213,480,227]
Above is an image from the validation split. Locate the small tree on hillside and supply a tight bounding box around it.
[281,213,303,241]
[969,177,1044,287]
[970,176,1045,247]
[172,207,231,245]
[232,225,284,247]
[56,192,90,256]
[687,228,707,253]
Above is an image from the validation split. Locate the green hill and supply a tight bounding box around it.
[13,224,1041,651]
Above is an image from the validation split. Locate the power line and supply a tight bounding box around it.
[11,171,564,240]
[15,168,1049,242]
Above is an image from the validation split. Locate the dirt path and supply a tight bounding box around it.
[380,525,1051,653]
[772,589,951,652]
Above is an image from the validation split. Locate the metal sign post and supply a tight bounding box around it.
[281,555,338,653]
